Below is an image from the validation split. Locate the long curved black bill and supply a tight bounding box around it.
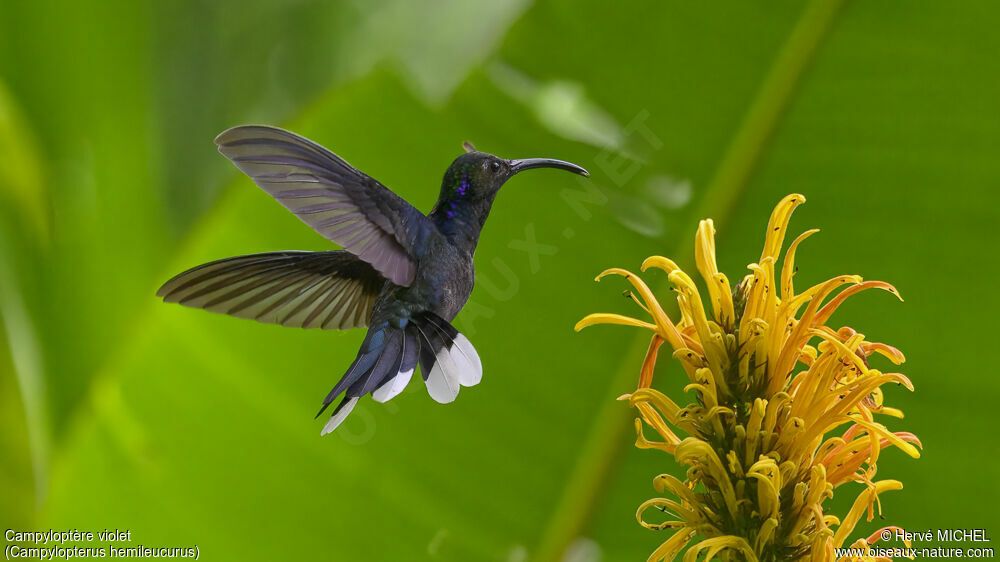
[510,158,589,177]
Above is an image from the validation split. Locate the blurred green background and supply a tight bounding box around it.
[1,0,997,560]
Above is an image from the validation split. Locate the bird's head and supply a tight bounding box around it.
[440,143,590,203]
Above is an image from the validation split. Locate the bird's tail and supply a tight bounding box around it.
[317,312,482,435]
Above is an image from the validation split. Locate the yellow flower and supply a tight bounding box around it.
[577,195,919,561]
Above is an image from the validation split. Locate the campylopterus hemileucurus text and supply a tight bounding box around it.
[157,125,589,434]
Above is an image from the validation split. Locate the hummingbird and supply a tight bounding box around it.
[157,125,589,434]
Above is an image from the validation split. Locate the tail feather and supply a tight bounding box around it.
[423,314,482,386]
[400,327,421,375]
[350,329,403,397]
[372,328,420,403]
[318,312,483,434]
[316,344,380,417]
[413,312,482,404]
[415,321,460,403]
[321,396,359,435]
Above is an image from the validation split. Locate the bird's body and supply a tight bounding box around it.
[158,126,587,434]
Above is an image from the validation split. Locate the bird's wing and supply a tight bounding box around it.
[215,125,431,287]
[157,251,384,330]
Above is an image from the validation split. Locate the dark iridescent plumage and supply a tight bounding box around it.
[157,125,588,434]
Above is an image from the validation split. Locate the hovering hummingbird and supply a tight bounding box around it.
[157,126,589,434]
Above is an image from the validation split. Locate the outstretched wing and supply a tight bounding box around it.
[215,125,431,286]
[157,251,385,330]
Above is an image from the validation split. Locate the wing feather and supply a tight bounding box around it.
[157,251,383,330]
[215,125,433,287]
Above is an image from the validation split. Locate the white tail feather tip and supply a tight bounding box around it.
[321,397,359,435]
[425,362,459,404]
[452,334,483,386]
[373,368,414,403]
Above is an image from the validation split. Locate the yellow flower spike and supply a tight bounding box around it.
[578,195,915,561]
[760,193,806,262]
[832,480,904,549]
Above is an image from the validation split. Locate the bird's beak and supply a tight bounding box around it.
[509,158,590,177]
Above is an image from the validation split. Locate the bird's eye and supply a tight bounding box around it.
[490,161,501,172]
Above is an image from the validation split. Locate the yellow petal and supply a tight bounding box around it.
[595,268,687,351]
[832,480,903,548]
[814,280,903,327]
[647,528,696,562]
[574,312,657,332]
[780,228,819,301]
[850,419,921,459]
[683,536,759,562]
[760,193,806,263]
[642,255,681,275]
[695,219,727,322]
